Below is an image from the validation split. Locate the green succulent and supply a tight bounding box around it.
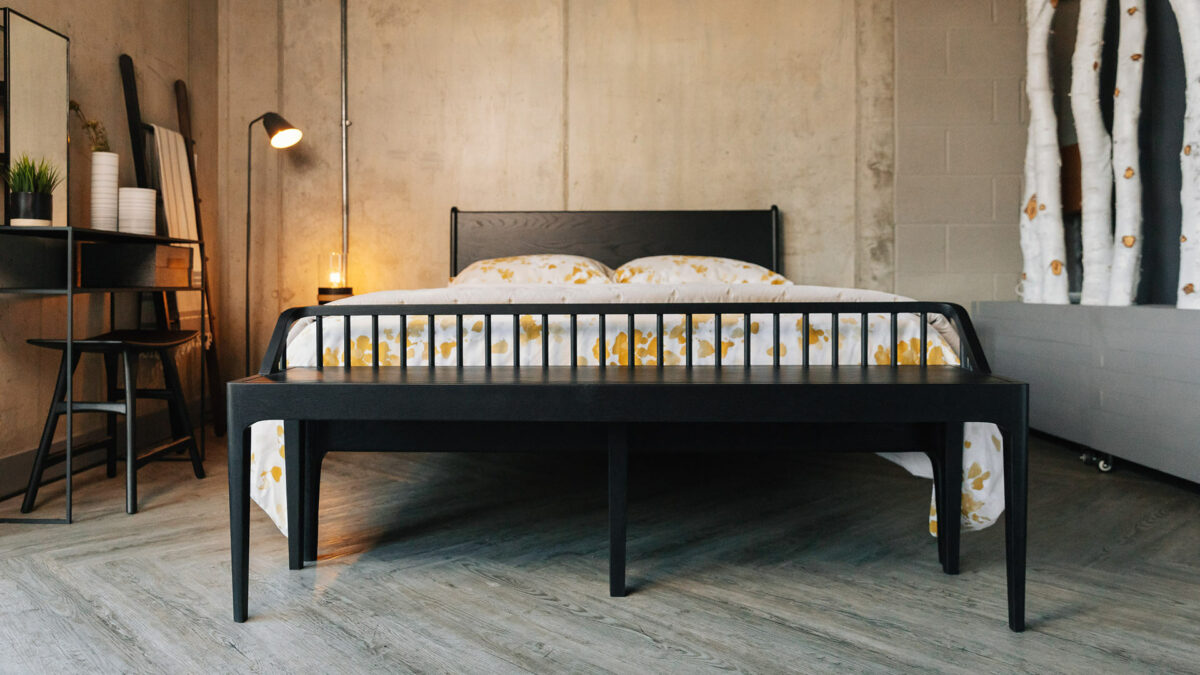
[5,155,63,194]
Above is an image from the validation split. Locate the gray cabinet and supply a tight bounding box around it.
[974,301,1200,484]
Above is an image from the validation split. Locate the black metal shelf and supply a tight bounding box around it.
[0,225,200,246]
[0,285,201,295]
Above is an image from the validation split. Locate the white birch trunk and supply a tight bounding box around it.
[1026,0,1069,304]
[1108,0,1147,306]
[1172,0,1200,309]
[1073,0,1113,305]
[1020,126,1043,302]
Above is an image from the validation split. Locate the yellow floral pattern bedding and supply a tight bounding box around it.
[614,255,792,285]
[248,284,1002,539]
[452,254,614,285]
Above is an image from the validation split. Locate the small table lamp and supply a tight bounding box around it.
[318,251,353,304]
[245,112,302,376]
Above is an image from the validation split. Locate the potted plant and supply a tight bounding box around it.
[71,100,118,230]
[5,154,63,226]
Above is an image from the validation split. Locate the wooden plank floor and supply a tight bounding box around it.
[1,433,1198,672]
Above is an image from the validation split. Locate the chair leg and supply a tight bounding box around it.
[1002,414,1029,632]
[104,353,119,478]
[158,350,187,441]
[284,420,304,571]
[124,351,139,515]
[303,445,323,563]
[21,351,80,513]
[608,424,628,597]
[940,422,963,575]
[161,348,204,479]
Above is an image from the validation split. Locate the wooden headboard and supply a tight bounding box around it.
[450,207,780,277]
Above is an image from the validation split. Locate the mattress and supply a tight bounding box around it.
[248,283,1004,538]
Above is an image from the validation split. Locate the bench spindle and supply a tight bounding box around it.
[599,314,607,368]
[428,315,435,370]
[371,315,380,370]
[801,313,809,367]
[831,313,839,368]
[773,313,781,367]
[920,312,928,367]
[685,314,693,368]
[656,314,664,368]
[714,314,722,368]
[542,314,549,368]
[628,314,635,370]
[743,313,751,367]
[456,315,464,368]
[513,314,520,369]
[399,315,407,368]
[315,316,324,370]
[860,312,868,367]
[570,314,578,367]
[343,316,352,371]
[890,313,898,367]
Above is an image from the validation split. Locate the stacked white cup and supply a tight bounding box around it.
[118,188,157,235]
[90,152,119,231]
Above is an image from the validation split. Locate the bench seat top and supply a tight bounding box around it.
[229,366,1024,426]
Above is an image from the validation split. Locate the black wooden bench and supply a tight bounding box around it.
[227,301,1028,630]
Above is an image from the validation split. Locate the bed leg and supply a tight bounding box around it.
[303,446,323,563]
[284,420,304,571]
[1002,411,1029,632]
[229,418,252,623]
[940,422,962,575]
[608,424,628,598]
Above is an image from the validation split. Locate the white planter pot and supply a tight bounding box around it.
[90,151,119,231]
[118,187,156,236]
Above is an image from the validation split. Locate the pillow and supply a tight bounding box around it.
[614,255,792,285]
[451,254,614,285]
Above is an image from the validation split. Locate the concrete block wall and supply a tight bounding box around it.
[894,0,1026,308]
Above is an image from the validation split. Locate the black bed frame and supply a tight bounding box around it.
[227,208,1029,631]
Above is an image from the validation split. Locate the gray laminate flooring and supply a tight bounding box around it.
[1,433,1198,673]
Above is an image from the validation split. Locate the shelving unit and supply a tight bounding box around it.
[0,226,205,525]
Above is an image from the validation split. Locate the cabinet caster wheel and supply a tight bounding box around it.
[1097,456,1114,473]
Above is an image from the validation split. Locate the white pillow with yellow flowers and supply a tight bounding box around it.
[452,254,615,285]
[614,255,792,285]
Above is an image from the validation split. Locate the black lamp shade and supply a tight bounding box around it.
[262,112,302,148]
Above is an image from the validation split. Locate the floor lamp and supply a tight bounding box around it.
[245,112,302,376]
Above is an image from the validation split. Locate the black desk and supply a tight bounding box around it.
[0,226,206,524]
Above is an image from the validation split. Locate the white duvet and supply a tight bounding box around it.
[248,283,1004,538]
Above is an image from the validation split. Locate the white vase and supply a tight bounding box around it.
[118,187,157,235]
[90,151,118,231]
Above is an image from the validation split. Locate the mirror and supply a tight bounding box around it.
[4,10,69,227]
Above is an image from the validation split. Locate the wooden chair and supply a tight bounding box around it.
[21,330,204,515]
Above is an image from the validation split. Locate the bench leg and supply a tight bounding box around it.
[229,419,252,623]
[940,422,962,575]
[926,448,946,568]
[303,447,323,563]
[284,420,304,571]
[608,424,628,598]
[1002,415,1029,632]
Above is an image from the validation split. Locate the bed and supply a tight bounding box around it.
[227,207,1029,630]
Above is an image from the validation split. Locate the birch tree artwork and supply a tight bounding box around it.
[1021,0,1068,304]
[1172,0,1200,309]
[1108,0,1147,306]
[1072,0,1114,305]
